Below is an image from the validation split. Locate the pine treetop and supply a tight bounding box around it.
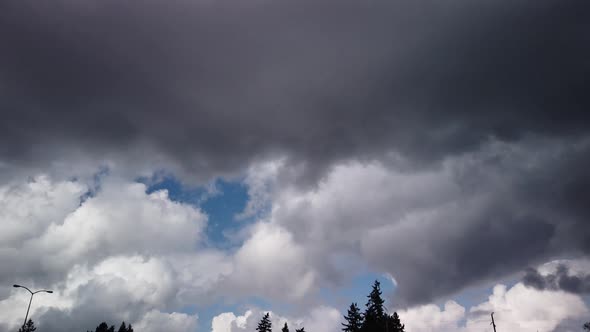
[256,312,272,332]
[364,280,386,323]
[342,302,363,332]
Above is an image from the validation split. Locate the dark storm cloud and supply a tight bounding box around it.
[1,0,589,179]
[326,138,590,306]
[393,214,556,306]
[523,264,590,294]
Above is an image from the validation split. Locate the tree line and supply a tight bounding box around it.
[16,320,133,332]
[87,322,134,332]
[16,283,590,332]
[255,280,405,332]
[342,280,404,332]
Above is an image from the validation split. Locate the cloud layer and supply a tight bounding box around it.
[261,137,590,305]
[524,262,590,295]
[1,0,588,180]
[1,0,590,330]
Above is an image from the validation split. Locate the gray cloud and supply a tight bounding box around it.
[1,0,589,181]
[2,0,590,328]
[524,264,590,295]
[266,137,590,306]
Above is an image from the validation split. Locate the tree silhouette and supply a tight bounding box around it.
[93,322,116,332]
[386,312,405,332]
[295,328,305,332]
[117,322,127,332]
[362,280,386,332]
[342,302,363,332]
[87,321,132,332]
[18,319,36,332]
[256,313,272,332]
[584,321,590,331]
[282,322,290,332]
[94,322,108,332]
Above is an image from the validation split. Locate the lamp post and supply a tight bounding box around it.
[13,284,53,330]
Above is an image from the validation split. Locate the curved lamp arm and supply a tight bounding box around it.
[13,284,53,329]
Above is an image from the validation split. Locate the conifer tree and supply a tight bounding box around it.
[295,328,305,332]
[584,321,590,331]
[342,302,363,332]
[282,322,290,332]
[18,319,36,332]
[256,312,272,332]
[362,280,385,332]
[386,312,405,332]
[127,323,134,332]
[117,322,127,332]
[95,322,110,332]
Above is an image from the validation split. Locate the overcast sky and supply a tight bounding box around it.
[1,0,589,331]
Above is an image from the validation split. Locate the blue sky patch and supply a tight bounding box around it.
[141,174,251,248]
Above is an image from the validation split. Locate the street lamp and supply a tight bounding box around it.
[13,284,53,330]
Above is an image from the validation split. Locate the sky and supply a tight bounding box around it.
[0,0,589,331]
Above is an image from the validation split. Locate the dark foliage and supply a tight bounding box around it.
[256,313,272,332]
[386,312,405,332]
[339,280,406,332]
[18,319,36,332]
[362,280,386,332]
[87,321,132,332]
[282,322,289,332]
[92,322,114,332]
[342,302,363,332]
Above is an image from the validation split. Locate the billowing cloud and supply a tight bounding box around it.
[0,174,323,331]
[0,175,227,332]
[2,139,590,330]
[225,222,317,301]
[211,306,341,332]
[259,137,590,305]
[398,301,465,332]
[524,260,590,295]
[399,282,588,332]
[466,283,588,332]
[0,176,208,288]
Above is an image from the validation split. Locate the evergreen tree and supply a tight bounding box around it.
[117,322,127,332]
[89,321,133,332]
[362,280,386,332]
[95,322,110,332]
[386,312,404,332]
[584,321,590,331]
[282,322,289,332]
[18,319,36,332]
[256,313,272,332]
[295,328,305,332]
[342,302,363,332]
